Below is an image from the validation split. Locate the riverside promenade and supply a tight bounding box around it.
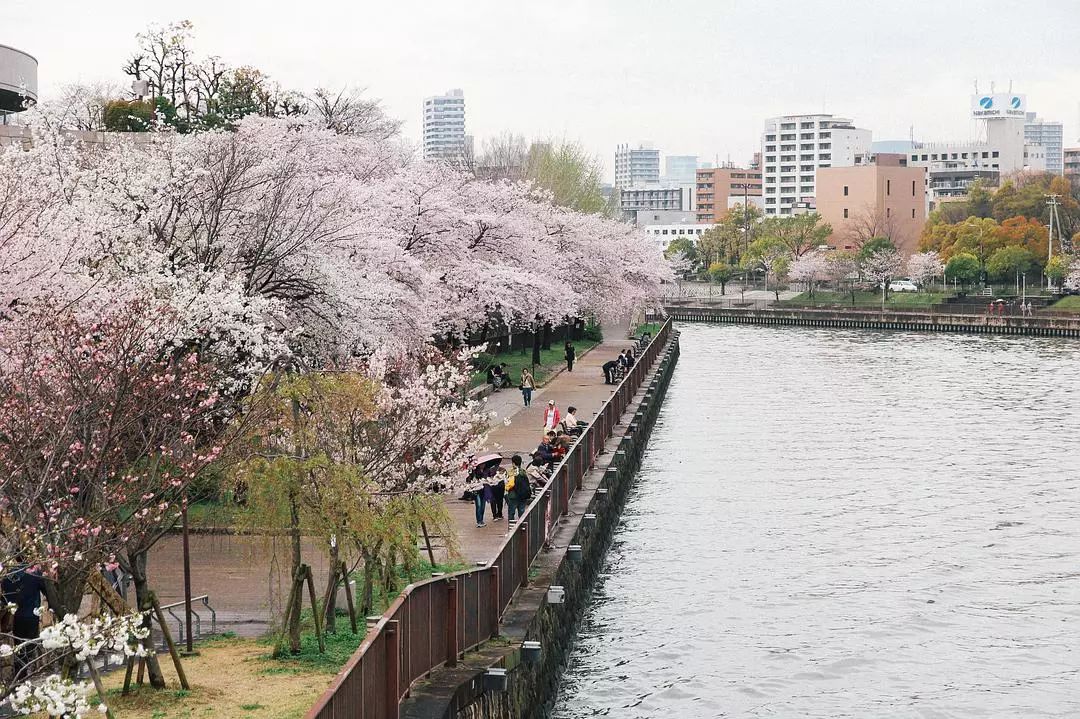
[438,321,639,564]
[149,322,641,632]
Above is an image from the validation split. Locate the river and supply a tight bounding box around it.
[552,323,1080,718]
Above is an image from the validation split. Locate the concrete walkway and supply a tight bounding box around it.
[440,319,640,564]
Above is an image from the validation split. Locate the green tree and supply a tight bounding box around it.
[664,237,698,268]
[985,245,1036,282]
[966,179,993,218]
[945,252,980,288]
[1045,255,1070,289]
[523,141,608,214]
[741,236,790,300]
[858,236,896,259]
[707,261,735,295]
[103,99,155,131]
[761,212,832,259]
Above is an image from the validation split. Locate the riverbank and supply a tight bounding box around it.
[663,304,1080,338]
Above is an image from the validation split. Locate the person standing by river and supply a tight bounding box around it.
[520,368,535,406]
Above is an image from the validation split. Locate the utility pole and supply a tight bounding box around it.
[1046,193,1061,289]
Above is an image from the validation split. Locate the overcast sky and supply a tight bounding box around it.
[6,0,1079,178]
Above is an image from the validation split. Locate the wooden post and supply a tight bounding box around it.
[385,620,400,719]
[446,578,458,667]
[489,566,501,639]
[303,565,326,653]
[149,592,190,690]
[518,523,529,588]
[121,656,135,695]
[181,500,194,654]
[85,659,115,719]
[340,562,358,634]
[420,522,437,567]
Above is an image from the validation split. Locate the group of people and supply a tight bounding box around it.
[986,300,1036,317]
[601,348,636,385]
[467,399,584,529]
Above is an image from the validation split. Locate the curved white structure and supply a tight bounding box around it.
[0,44,38,114]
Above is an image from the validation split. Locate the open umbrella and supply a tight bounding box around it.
[471,453,503,470]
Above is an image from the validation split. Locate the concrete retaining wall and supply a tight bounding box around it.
[665,306,1080,338]
[402,333,681,719]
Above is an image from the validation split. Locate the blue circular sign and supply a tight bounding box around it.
[979,96,993,109]
[1010,96,1021,109]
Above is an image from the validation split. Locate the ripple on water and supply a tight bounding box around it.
[551,325,1080,718]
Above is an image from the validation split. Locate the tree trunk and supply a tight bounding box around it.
[531,322,542,367]
[128,551,167,689]
[541,322,553,350]
[287,489,303,653]
[322,539,340,634]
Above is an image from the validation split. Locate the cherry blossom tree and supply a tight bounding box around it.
[860,248,905,308]
[906,251,944,291]
[788,250,831,298]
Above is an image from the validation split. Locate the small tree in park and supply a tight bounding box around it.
[0,300,226,695]
[238,350,489,654]
[741,236,790,300]
[787,251,830,298]
[907,251,945,291]
[860,247,905,308]
[707,262,735,296]
[945,252,981,289]
[1045,255,1070,290]
[827,250,860,305]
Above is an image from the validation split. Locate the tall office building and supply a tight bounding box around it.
[423,89,466,162]
[761,114,871,216]
[663,155,698,184]
[614,143,660,188]
[1025,112,1064,175]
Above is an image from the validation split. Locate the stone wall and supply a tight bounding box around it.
[402,332,681,719]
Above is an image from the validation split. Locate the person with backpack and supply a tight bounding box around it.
[505,455,532,523]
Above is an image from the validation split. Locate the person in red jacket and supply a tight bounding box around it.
[542,400,561,432]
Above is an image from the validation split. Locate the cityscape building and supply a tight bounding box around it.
[617,184,692,223]
[1025,112,1064,175]
[1065,147,1080,180]
[695,166,762,224]
[663,155,698,184]
[815,153,927,255]
[761,114,872,216]
[422,89,466,162]
[0,43,37,120]
[614,143,660,188]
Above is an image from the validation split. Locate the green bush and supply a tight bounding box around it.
[583,320,603,342]
[103,99,154,132]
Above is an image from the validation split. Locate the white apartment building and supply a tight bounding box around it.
[1025,112,1064,175]
[640,223,707,251]
[618,184,694,223]
[906,93,1047,205]
[423,89,466,162]
[761,114,871,216]
[614,143,660,188]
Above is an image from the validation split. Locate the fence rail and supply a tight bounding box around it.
[662,297,1080,319]
[305,319,673,719]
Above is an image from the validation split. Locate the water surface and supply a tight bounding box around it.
[552,323,1080,718]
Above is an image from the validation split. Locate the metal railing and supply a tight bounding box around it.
[662,296,1080,319]
[305,319,673,719]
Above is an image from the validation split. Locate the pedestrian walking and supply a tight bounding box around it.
[564,341,576,372]
[505,455,532,523]
[542,400,561,432]
[520,368,534,406]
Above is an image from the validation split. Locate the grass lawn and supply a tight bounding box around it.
[782,290,954,308]
[1050,295,1080,310]
[631,322,662,337]
[470,336,599,388]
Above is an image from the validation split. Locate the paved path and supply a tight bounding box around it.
[151,319,640,634]
[440,318,639,564]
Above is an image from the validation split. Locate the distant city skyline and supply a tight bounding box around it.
[5,0,1080,178]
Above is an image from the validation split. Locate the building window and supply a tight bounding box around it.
[843,185,849,196]
[912,180,916,195]
[921,155,928,161]
[819,143,831,150]
[887,179,891,196]
[992,151,999,158]
[982,152,989,159]
[911,155,918,162]
[662,229,668,235]
[912,208,916,218]
[843,208,849,218]
[820,154,831,161]
[886,207,891,218]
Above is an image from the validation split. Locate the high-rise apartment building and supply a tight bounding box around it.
[761,114,871,216]
[695,167,762,224]
[614,143,660,188]
[423,89,466,162]
[1025,112,1064,175]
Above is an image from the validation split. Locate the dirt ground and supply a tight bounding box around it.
[101,636,332,719]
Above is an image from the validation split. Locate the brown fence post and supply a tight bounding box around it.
[490,566,501,638]
[386,619,400,719]
[446,578,458,667]
[518,523,529,588]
